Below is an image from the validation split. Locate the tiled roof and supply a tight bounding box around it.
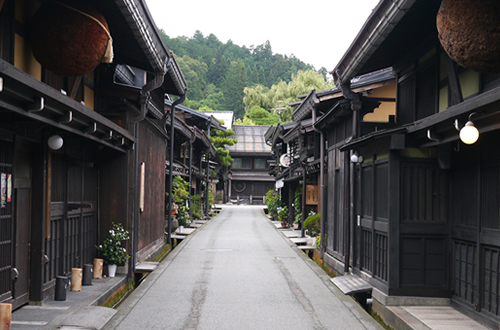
[227,125,272,154]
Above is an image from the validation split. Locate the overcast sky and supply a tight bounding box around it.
[145,0,381,72]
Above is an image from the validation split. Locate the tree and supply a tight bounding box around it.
[159,30,317,115]
[243,84,272,111]
[176,55,207,101]
[243,70,334,123]
[221,61,247,119]
[234,117,256,125]
[207,49,228,86]
[210,126,237,167]
[244,106,280,126]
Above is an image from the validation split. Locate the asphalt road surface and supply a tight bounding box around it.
[104,205,382,330]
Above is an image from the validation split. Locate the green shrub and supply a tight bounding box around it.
[265,189,281,215]
[304,213,321,236]
[277,206,288,221]
[294,186,302,223]
[191,195,202,219]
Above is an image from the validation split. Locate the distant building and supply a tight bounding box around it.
[200,111,234,129]
[226,125,274,204]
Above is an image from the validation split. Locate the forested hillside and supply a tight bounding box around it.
[161,30,329,119]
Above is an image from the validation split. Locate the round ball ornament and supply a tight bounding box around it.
[29,1,113,77]
[437,0,500,73]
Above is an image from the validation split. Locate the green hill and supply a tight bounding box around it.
[161,30,328,119]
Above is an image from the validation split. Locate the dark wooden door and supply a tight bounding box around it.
[12,188,30,309]
[0,140,13,304]
[12,139,33,309]
[44,154,98,285]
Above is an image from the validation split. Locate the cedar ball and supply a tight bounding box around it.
[29,1,110,77]
[437,0,500,73]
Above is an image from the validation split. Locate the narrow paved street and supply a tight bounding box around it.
[104,205,382,330]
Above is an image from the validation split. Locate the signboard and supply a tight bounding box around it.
[276,179,284,189]
[306,185,319,205]
[279,154,290,167]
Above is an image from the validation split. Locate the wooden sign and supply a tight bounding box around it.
[306,185,319,205]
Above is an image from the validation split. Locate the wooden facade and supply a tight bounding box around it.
[314,0,500,328]
[165,102,221,216]
[227,125,274,205]
[0,0,187,309]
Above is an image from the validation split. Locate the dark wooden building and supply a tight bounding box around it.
[319,0,500,328]
[0,0,186,308]
[227,125,274,205]
[164,101,222,217]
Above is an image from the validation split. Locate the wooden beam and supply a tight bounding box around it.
[445,54,463,106]
[69,76,83,100]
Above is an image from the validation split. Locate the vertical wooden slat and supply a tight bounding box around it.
[45,151,51,238]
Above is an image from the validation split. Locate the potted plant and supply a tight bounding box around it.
[277,206,288,227]
[265,189,282,220]
[96,222,130,277]
[171,202,178,217]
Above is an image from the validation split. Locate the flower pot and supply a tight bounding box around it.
[108,264,117,278]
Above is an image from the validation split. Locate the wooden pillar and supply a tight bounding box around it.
[301,168,306,237]
[344,151,351,273]
[29,144,47,302]
[388,150,401,289]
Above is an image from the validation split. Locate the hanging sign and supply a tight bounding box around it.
[279,154,290,167]
[306,185,319,205]
[1,173,5,207]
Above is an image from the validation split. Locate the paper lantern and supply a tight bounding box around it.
[437,0,500,73]
[29,1,113,77]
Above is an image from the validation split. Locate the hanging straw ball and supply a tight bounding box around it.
[437,0,500,73]
[29,1,113,77]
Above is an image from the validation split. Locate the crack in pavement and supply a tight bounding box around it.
[275,258,326,330]
[183,286,207,330]
[182,247,214,330]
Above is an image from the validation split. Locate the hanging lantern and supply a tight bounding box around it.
[437,0,500,73]
[29,1,113,77]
